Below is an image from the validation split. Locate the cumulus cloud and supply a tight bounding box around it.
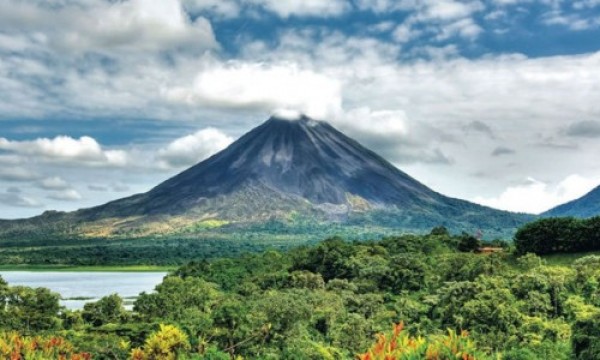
[157,128,233,168]
[0,0,218,54]
[0,155,23,165]
[1,0,600,218]
[423,0,484,20]
[473,175,600,214]
[184,0,350,18]
[165,62,343,119]
[463,121,496,139]
[491,146,515,156]
[6,187,21,194]
[247,0,350,17]
[46,189,83,201]
[573,0,600,9]
[88,184,109,192]
[542,8,600,31]
[0,189,43,208]
[37,177,71,190]
[0,167,41,182]
[87,183,131,192]
[182,0,241,18]
[387,0,485,44]
[0,135,129,167]
[565,120,600,138]
[334,107,453,165]
[111,183,131,192]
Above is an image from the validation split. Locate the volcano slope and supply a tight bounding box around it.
[0,116,533,264]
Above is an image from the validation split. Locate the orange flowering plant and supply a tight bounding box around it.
[0,331,91,360]
[357,322,485,360]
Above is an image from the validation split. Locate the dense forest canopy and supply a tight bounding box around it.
[1,220,600,359]
[515,216,600,255]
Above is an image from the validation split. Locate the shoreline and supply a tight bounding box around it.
[0,265,175,272]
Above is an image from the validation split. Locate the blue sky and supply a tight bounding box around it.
[1,0,600,218]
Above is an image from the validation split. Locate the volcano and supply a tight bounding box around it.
[543,185,600,218]
[1,115,532,239]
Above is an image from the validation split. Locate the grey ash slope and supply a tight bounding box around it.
[86,116,437,216]
[77,115,532,234]
[543,185,600,218]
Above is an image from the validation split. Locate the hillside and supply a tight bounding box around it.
[544,185,600,218]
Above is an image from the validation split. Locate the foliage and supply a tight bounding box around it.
[357,322,484,360]
[457,232,480,253]
[0,331,91,360]
[1,224,600,359]
[572,313,600,360]
[515,216,600,255]
[130,324,191,360]
[82,294,128,327]
[0,282,61,332]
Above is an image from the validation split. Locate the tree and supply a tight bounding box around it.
[2,286,61,332]
[572,313,600,360]
[458,232,480,252]
[131,324,191,360]
[82,293,127,327]
[134,277,222,322]
[430,226,450,236]
[514,218,583,255]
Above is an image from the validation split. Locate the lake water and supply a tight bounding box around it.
[0,271,167,310]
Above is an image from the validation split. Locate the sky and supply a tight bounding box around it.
[1,0,600,219]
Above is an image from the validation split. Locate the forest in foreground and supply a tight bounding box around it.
[1,218,600,359]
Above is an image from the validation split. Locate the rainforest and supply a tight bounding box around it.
[1,221,600,359]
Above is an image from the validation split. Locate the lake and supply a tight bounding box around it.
[0,271,167,310]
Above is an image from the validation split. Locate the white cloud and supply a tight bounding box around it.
[0,135,129,167]
[542,9,599,30]
[165,62,343,119]
[393,23,422,43]
[46,189,83,201]
[389,0,485,44]
[247,0,350,17]
[335,107,408,139]
[0,167,41,182]
[355,0,417,13]
[573,0,600,9]
[157,128,233,168]
[436,18,483,40]
[182,0,241,18]
[236,29,600,205]
[424,0,484,20]
[0,0,218,54]
[88,184,108,192]
[0,155,23,165]
[1,1,600,218]
[0,191,43,208]
[333,107,453,164]
[473,175,600,214]
[37,177,71,190]
[111,183,131,192]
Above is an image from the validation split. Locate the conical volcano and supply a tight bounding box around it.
[102,115,440,213]
[73,115,531,235]
[1,115,533,241]
[543,185,600,218]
